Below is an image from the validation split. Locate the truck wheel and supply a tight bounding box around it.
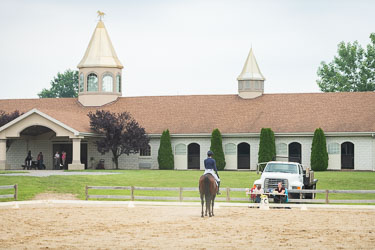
[304,185,316,199]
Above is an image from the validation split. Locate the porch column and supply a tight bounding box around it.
[0,139,8,170]
[68,138,85,170]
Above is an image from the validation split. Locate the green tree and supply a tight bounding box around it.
[158,129,174,170]
[258,128,276,170]
[310,128,329,171]
[317,33,375,92]
[210,128,226,171]
[38,69,79,98]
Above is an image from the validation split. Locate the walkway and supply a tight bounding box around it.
[0,170,120,177]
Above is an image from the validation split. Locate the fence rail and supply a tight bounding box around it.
[287,189,375,203]
[85,186,250,202]
[85,186,375,204]
[0,184,18,200]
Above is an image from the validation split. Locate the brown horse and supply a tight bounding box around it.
[199,174,218,217]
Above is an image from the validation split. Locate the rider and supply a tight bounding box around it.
[204,150,221,195]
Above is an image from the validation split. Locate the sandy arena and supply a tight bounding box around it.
[0,201,375,249]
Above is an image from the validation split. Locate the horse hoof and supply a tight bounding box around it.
[201,215,204,218]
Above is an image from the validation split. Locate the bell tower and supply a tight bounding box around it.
[237,48,265,99]
[77,12,123,106]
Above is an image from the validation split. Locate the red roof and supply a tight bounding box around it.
[1,92,375,134]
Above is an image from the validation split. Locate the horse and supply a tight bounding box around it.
[199,174,218,217]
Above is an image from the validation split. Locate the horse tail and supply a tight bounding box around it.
[204,175,211,201]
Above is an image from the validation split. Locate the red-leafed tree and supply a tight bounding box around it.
[0,110,22,127]
[88,110,149,169]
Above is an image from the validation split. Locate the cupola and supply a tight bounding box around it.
[77,13,123,106]
[237,48,265,99]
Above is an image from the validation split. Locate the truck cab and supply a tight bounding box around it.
[254,161,318,199]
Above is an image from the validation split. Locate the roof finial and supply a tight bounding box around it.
[97,10,105,21]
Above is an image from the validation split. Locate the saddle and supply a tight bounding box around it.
[203,173,218,187]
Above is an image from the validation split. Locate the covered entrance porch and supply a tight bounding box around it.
[0,109,85,170]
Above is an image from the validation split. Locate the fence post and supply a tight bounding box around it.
[85,185,88,200]
[226,187,230,202]
[14,184,18,201]
[325,190,329,204]
[131,186,134,201]
[179,187,183,202]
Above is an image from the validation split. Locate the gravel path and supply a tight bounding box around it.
[0,170,120,177]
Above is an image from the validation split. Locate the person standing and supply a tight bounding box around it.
[61,151,66,169]
[203,150,221,195]
[25,150,32,169]
[37,152,44,170]
[54,151,60,170]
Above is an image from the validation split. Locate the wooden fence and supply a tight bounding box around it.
[288,189,375,204]
[0,184,18,201]
[85,186,249,202]
[85,186,375,204]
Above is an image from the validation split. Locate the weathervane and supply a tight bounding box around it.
[97,10,105,21]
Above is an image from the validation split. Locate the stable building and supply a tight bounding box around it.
[1,19,375,171]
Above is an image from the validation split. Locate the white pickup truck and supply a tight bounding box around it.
[253,161,318,199]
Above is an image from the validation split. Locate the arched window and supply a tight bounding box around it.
[175,144,186,155]
[328,143,340,154]
[102,74,113,92]
[116,74,121,92]
[140,144,151,157]
[245,81,250,89]
[224,143,236,155]
[87,73,98,92]
[238,82,243,90]
[254,81,260,89]
[276,143,288,156]
[79,73,84,92]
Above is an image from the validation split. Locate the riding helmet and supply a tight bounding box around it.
[207,150,214,156]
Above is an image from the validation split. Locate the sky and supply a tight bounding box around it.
[0,0,374,99]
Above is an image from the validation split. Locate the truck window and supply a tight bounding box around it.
[264,163,298,174]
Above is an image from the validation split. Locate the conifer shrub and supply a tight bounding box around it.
[210,128,226,171]
[258,128,276,171]
[310,128,329,171]
[158,129,174,170]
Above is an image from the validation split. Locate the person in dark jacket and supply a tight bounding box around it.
[204,150,221,195]
[37,152,44,170]
[25,150,32,169]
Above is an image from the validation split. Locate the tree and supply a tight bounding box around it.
[258,128,276,170]
[210,128,226,171]
[0,110,23,151]
[157,129,174,170]
[0,110,22,127]
[310,128,329,171]
[88,110,149,169]
[38,69,79,98]
[317,33,375,92]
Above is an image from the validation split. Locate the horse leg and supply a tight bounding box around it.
[200,194,204,218]
[211,195,216,216]
[208,196,212,217]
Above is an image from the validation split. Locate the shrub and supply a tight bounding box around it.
[258,128,276,170]
[311,128,329,171]
[210,128,226,170]
[158,129,174,169]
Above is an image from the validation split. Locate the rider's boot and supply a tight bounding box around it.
[217,181,221,195]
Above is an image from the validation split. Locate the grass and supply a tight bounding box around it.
[0,170,374,202]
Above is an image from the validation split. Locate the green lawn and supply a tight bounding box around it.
[0,170,374,202]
